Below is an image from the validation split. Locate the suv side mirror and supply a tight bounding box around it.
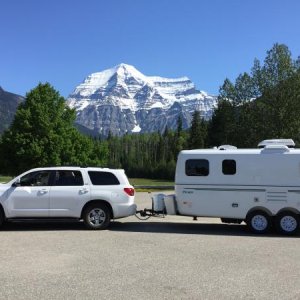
[12,179,21,187]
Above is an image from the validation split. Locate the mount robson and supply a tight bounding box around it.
[0,86,24,134]
[67,63,218,137]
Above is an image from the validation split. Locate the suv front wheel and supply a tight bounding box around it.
[83,203,111,230]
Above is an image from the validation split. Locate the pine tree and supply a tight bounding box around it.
[261,43,295,90]
[188,111,207,149]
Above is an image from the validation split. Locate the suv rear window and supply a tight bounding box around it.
[88,171,120,185]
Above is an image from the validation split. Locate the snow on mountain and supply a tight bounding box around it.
[67,63,217,137]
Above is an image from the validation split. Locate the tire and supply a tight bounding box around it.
[83,203,111,230]
[246,210,272,234]
[275,211,299,236]
[0,207,4,228]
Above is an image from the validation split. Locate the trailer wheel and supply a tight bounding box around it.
[275,211,299,235]
[246,211,272,234]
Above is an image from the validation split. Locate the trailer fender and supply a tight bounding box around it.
[276,207,300,216]
[246,206,273,219]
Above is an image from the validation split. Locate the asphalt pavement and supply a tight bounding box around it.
[0,192,299,300]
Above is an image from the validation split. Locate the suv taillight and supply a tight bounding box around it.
[124,187,135,196]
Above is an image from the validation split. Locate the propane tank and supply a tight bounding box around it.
[152,193,166,213]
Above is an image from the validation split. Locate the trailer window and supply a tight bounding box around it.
[222,160,236,175]
[186,159,209,176]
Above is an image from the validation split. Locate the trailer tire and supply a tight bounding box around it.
[275,211,299,236]
[246,210,272,234]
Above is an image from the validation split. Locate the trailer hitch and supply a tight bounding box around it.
[135,193,167,220]
[135,208,166,220]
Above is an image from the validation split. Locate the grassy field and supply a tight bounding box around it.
[0,176,12,183]
[129,178,174,191]
[129,178,174,186]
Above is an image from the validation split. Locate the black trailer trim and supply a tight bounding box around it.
[176,183,300,188]
[183,187,265,192]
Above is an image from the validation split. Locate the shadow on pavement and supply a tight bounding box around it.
[1,219,299,238]
[110,221,300,238]
[1,220,86,231]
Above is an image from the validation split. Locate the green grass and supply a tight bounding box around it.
[129,178,174,191]
[129,178,174,186]
[0,176,12,183]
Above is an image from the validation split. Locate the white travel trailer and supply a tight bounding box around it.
[163,139,300,235]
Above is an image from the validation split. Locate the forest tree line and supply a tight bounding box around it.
[1,43,300,179]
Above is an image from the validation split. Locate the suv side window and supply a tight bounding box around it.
[88,171,120,185]
[54,171,84,186]
[20,171,52,186]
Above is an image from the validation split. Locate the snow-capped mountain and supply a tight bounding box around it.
[67,63,217,136]
[0,86,24,134]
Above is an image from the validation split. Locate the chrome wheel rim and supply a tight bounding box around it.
[88,208,106,227]
[251,215,268,231]
[280,216,297,232]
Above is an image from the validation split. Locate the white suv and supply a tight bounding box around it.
[0,167,136,230]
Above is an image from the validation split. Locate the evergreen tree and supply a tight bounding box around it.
[174,116,185,156]
[188,111,207,149]
[208,100,236,146]
[261,43,295,90]
[211,43,300,148]
[251,58,263,97]
[176,116,183,137]
[235,72,256,103]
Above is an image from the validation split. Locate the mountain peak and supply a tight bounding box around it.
[113,63,147,82]
[115,63,135,69]
[67,64,217,136]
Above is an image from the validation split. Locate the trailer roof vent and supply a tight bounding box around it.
[258,139,295,148]
[218,145,237,150]
[261,145,290,153]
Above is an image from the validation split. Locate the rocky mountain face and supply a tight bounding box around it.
[0,86,24,134]
[67,64,217,136]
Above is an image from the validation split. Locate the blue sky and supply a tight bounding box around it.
[1,0,300,97]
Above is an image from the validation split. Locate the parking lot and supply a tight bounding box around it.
[0,192,299,300]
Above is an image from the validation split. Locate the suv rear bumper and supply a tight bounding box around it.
[113,203,137,219]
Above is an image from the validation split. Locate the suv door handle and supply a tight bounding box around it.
[39,189,48,195]
[79,188,89,194]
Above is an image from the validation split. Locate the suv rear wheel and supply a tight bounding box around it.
[0,207,4,228]
[83,203,111,230]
